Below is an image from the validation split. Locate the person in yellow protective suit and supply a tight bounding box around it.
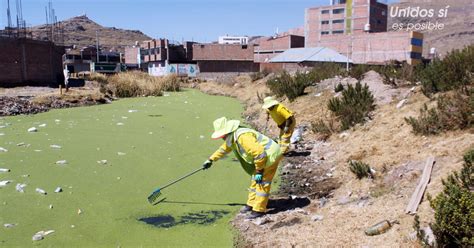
[262,97,296,154]
[202,117,283,219]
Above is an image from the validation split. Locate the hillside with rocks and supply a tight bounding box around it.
[388,0,474,56]
[31,15,152,52]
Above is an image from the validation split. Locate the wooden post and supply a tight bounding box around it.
[59,84,62,95]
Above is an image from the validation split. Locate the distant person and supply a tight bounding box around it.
[202,117,283,219]
[63,67,69,92]
[262,97,296,154]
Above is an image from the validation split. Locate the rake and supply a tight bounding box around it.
[147,167,204,204]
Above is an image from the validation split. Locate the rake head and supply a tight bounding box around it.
[147,188,162,204]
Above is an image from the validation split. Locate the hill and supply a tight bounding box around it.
[388,0,474,56]
[31,15,152,52]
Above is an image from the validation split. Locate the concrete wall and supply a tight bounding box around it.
[0,38,65,87]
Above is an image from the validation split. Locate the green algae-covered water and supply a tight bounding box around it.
[0,90,251,247]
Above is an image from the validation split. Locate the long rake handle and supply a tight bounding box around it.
[159,167,204,191]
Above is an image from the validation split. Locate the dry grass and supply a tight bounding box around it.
[90,71,181,98]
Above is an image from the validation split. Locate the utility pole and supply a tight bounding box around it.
[96,30,99,63]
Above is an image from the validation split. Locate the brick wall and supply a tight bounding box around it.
[124,47,139,64]
[193,44,255,61]
[0,38,65,87]
[197,61,259,73]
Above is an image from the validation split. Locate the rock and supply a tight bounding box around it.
[294,208,308,215]
[0,147,8,152]
[338,196,351,205]
[56,160,68,165]
[311,215,324,221]
[339,132,350,138]
[35,188,47,195]
[421,226,436,247]
[54,187,62,193]
[27,127,38,132]
[0,180,11,187]
[15,183,26,193]
[319,197,328,208]
[0,168,10,173]
[50,145,62,149]
[4,223,16,228]
[396,99,408,109]
[253,217,272,226]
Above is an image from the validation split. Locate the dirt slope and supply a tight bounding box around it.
[31,15,151,52]
[197,73,474,247]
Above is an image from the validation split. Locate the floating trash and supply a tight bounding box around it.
[0,168,10,173]
[32,230,55,241]
[121,116,128,119]
[27,127,38,132]
[54,119,61,122]
[0,147,8,152]
[199,135,205,139]
[116,123,124,126]
[54,187,62,193]
[128,110,138,113]
[77,209,83,215]
[0,133,4,136]
[34,150,42,152]
[16,142,25,146]
[4,223,16,228]
[0,180,12,187]
[117,152,126,156]
[39,124,47,127]
[49,204,53,209]
[50,145,62,149]
[56,160,68,165]
[97,160,108,165]
[35,188,47,195]
[15,183,26,193]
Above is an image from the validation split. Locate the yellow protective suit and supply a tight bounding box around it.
[267,104,296,154]
[209,131,282,213]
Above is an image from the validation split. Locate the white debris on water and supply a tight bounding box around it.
[97,160,108,165]
[116,123,124,126]
[4,223,16,228]
[34,150,42,152]
[128,110,138,113]
[56,160,68,165]
[199,135,205,139]
[117,152,126,156]
[0,147,8,152]
[50,145,62,149]
[27,127,38,132]
[0,180,12,187]
[35,188,47,195]
[54,187,62,193]
[0,133,4,136]
[149,132,153,135]
[0,168,10,173]
[39,124,47,127]
[121,116,128,119]
[15,183,26,193]
[16,142,25,146]
[32,230,55,241]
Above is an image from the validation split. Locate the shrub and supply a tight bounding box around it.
[88,73,108,84]
[103,72,181,98]
[405,92,473,135]
[428,149,474,247]
[334,83,344,93]
[309,63,346,82]
[328,82,375,130]
[250,69,270,82]
[349,64,372,80]
[349,160,373,179]
[311,119,337,140]
[266,71,313,102]
[421,45,474,96]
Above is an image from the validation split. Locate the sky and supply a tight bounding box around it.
[0,0,398,42]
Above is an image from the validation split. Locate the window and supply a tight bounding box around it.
[321,20,329,25]
[321,31,330,35]
[242,45,248,49]
[333,8,345,14]
[332,30,344,34]
[321,10,330,14]
[332,19,344,24]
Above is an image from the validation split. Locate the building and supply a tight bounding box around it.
[192,43,258,72]
[306,0,388,44]
[218,36,249,45]
[305,0,422,64]
[254,35,305,63]
[262,47,351,72]
[0,37,64,87]
[63,46,123,74]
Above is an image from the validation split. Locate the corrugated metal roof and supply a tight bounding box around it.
[269,47,351,63]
